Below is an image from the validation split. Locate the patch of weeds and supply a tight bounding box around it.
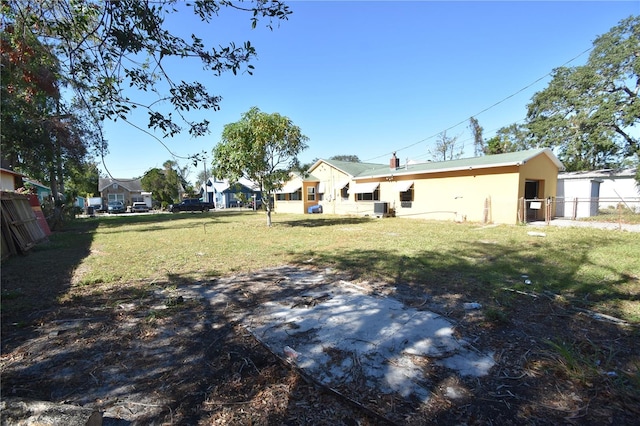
[544,339,589,379]
[165,295,184,307]
[484,307,510,324]
[12,321,28,328]
[129,287,151,299]
[621,361,640,390]
[145,309,170,323]
[75,277,105,286]
[57,293,84,304]
[543,338,622,388]
[1,290,23,300]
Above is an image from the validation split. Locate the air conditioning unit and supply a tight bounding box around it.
[374,202,389,216]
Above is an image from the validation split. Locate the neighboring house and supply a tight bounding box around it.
[203,177,261,208]
[556,168,639,218]
[23,178,51,203]
[98,178,153,209]
[0,169,51,203]
[0,167,25,192]
[275,148,564,225]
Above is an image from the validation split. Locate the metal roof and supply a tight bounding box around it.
[310,148,564,180]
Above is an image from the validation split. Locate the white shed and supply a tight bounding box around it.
[557,168,639,218]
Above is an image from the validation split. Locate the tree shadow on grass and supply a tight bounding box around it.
[285,238,639,423]
[2,220,638,424]
[290,233,639,322]
[277,216,374,228]
[1,267,385,424]
[1,219,99,353]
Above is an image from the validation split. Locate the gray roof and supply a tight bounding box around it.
[98,178,143,192]
[311,148,564,180]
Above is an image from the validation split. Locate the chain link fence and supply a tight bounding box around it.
[520,196,640,223]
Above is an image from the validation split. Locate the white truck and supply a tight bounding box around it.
[87,197,103,212]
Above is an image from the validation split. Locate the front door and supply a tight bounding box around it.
[525,180,541,221]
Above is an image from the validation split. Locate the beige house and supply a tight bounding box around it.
[274,148,564,225]
[98,178,153,209]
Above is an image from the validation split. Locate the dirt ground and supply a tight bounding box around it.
[2,262,639,425]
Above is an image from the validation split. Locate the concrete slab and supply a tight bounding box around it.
[243,277,495,402]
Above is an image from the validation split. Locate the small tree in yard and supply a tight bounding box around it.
[212,107,308,226]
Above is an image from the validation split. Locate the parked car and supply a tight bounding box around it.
[87,197,103,212]
[107,201,125,214]
[168,198,213,213]
[131,202,150,213]
[307,204,323,214]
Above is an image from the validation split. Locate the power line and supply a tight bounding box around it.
[363,46,594,163]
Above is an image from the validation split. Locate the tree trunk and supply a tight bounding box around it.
[56,137,64,196]
[265,190,273,226]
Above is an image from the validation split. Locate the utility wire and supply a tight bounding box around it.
[363,46,594,163]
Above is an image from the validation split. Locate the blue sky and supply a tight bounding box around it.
[99,1,639,184]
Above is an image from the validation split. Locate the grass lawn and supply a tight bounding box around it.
[5,210,639,323]
[2,210,639,424]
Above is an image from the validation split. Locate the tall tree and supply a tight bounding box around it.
[1,14,61,193]
[212,107,308,226]
[140,160,184,207]
[526,15,639,172]
[429,131,463,162]
[65,160,100,199]
[469,117,485,157]
[484,123,535,155]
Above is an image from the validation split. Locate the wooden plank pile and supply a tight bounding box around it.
[1,191,47,260]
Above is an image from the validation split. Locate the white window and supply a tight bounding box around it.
[348,182,380,201]
[108,194,125,203]
[307,186,316,201]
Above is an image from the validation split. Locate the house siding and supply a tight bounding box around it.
[274,176,304,214]
[518,153,560,221]
[305,165,353,215]
[391,166,521,223]
[99,178,152,210]
[276,149,562,224]
[0,169,24,191]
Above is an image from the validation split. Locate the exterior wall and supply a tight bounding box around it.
[303,181,320,213]
[599,173,639,203]
[309,166,524,224]
[518,153,558,199]
[273,176,304,214]
[307,163,360,215]
[286,152,561,224]
[34,186,51,203]
[101,185,146,207]
[388,167,521,224]
[557,169,639,215]
[557,178,600,218]
[101,185,130,205]
[141,192,153,207]
[309,164,524,224]
[0,170,23,191]
[276,199,303,214]
[518,153,559,221]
